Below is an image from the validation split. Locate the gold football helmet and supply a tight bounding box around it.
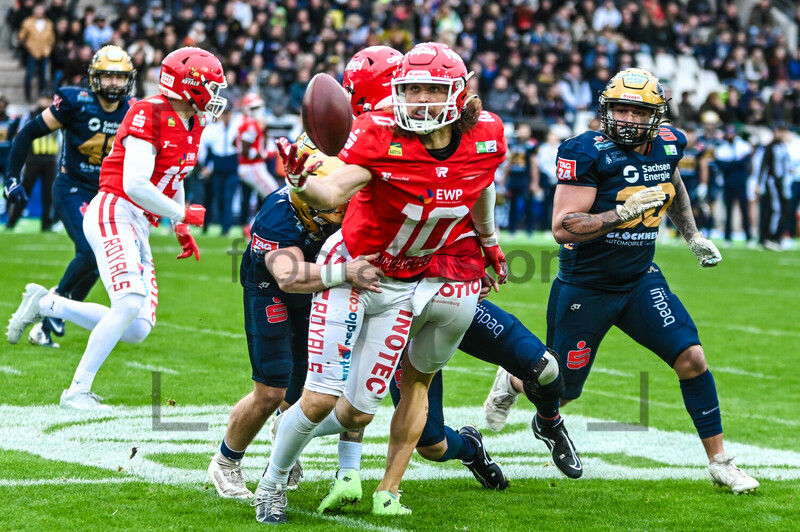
[295,132,318,157]
[89,45,136,102]
[288,150,347,239]
[599,68,667,146]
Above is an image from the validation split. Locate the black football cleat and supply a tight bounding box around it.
[458,425,508,490]
[532,415,583,479]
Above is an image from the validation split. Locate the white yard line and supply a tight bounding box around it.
[0,366,22,375]
[125,362,179,375]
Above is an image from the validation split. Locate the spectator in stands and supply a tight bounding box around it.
[84,12,113,51]
[485,75,519,122]
[558,63,591,127]
[19,4,55,102]
[592,0,622,32]
[677,91,700,125]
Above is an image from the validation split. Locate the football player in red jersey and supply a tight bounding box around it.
[6,47,226,411]
[255,42,508,523]
[236,93,278,199]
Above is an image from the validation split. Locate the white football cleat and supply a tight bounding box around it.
[7,283,48,344]
[483,367,519,432]
[59,389,112,412]
[29,322,60,348]
[208,452,253,499]
[708,453,759,494]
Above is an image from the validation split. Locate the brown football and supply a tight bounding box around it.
[301,73,353,156]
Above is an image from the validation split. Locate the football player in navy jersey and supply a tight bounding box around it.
[208,150,383,500]
[5,45,134,348]
[544,68,757,493]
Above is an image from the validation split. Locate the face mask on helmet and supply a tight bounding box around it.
[343,46,403,116]
[391,43,473,134]
[288,151,347,240]
[89,45,136,102]
[599,68,667,147]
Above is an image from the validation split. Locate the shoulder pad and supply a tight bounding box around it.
[559,131,604,161]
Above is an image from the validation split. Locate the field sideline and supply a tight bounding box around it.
[1,228,798,531]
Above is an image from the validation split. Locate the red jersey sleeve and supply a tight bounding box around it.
[124,98,161,147]
[338,111,396,168]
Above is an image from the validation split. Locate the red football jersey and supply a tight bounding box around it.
[236,116,266,164]
[338,110,506,280]
[426,236,485,281]
[100,95,203,212]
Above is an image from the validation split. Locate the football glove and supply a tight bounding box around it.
[3,177,28,205]
[276,137,323,191]
[688,235,721,267]
[175,223,200,261]
[616,185,666,222]
[695,182,708,202]
[479,234,508,284]
[183,204,206,227]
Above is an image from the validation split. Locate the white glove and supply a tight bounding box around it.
[616,185,667,222]
[695,182,708,202]
[688,235,722,267]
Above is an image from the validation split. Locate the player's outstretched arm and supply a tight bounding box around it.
[266,249,383,294]
[277,137,371,210]
[666,169,699,242]
[5,109,63,204]
[667,169,722,267]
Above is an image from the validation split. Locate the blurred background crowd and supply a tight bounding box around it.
[2,0,799,249]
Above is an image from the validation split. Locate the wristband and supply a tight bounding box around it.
[321,261,347,288]
[285,177,306,193]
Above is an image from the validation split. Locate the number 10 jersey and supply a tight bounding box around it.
[338,110,507,280]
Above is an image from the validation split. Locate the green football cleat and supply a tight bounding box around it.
[371,490,411,516]
[317,469,362,514]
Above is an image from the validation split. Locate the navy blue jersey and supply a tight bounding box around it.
[555,126,686,291]
[678,143,701,193]
[507,138,537,188]
[240,187,324,307]
[49,87,131,191]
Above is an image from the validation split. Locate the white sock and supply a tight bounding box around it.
[40,292,109,332]
[314,409,349,437]
[67,293,145,395]
[337,440,362,472]
[263,405,318,488]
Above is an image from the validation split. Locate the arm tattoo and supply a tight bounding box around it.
[562,211,622,236]
[666,170,699,241]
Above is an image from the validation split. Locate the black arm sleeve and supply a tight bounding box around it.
[6,115,54,178]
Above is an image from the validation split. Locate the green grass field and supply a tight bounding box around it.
[1,227,799,531]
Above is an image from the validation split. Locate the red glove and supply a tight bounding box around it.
[183,204,206,227]
[175,223,200,261]
[480,234,508,284]
[276,137,323,190]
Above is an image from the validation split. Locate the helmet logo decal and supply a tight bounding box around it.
[160,72,175,88]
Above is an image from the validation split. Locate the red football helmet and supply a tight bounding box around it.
[392,42,473,133]
[240,92,264,116]
[342,46,403,116]
[159,47,227,120]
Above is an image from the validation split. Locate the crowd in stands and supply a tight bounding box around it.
[3,0,799,246]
